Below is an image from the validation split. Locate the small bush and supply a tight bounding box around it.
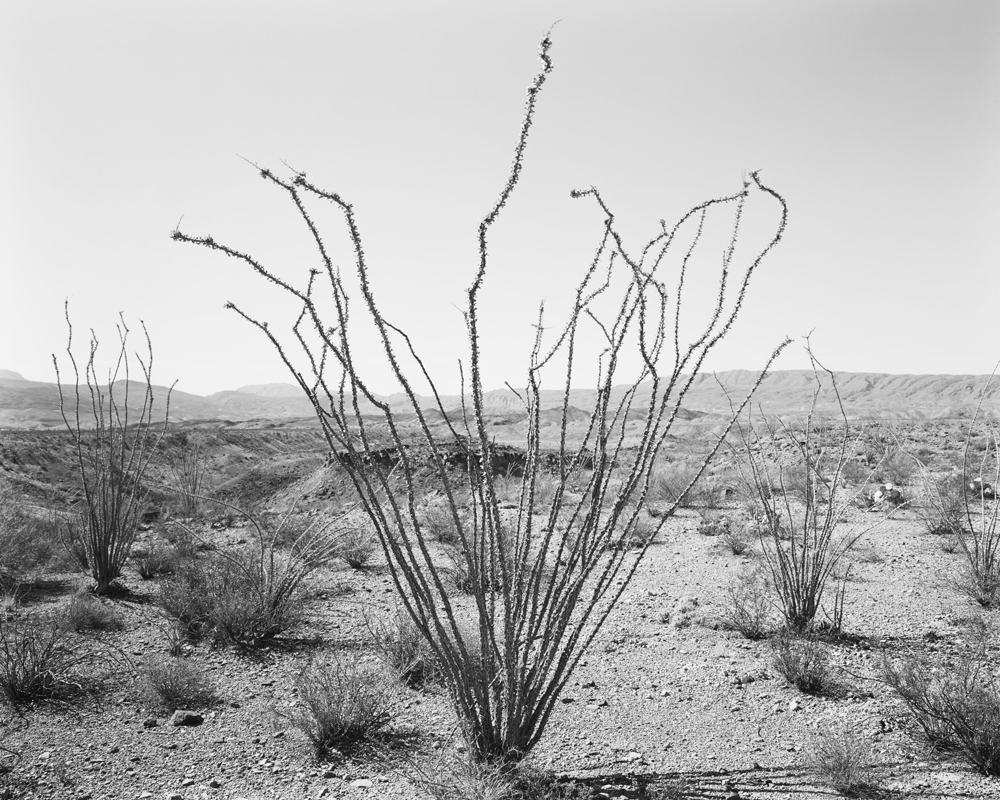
[838,460,870,487]
[615,512,659,550]
[159,550,308,647]
[883,650,1000,775]
[696,511,732,537]
[414,757,594,800]
[418,504,462,545]
[805,728,875,797]
[918,472,968,537]
[719,570,770,640]
[954,562,1000,608]
[648,462,704,510]
[281,657,394,758]
[875,450,915,486]
[370,611,442,689]
[130,541,182,580]
[0,491,64,591]
[62,592,123,633]
[0,615,90,702]
[142,655,216,710]
[771,634,834,695]
[717,530,752,556]
[340,525,377,569]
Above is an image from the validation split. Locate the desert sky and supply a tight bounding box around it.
[2,1,998,396]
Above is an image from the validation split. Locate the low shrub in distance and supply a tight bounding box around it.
[718,569,770,640]
[805,728,876,797]
[142,655,216,710]
[882,649,1000,776]
[0,615,96,702]
[370,611,442,689]
[62,592,123,633]
[280,657,394,758]
[771,633,835,696]
[158,540,315,647]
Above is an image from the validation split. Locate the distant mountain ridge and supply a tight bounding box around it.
[0,369,997,429]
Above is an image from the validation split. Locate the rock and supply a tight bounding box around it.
[142,717,159,729]
[181,778,195,787]
[169,710,204,727]
[209,778,222,789]
[351,778,374,789]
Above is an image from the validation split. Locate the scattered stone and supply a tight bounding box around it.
[142,718,159,729]
[170,710,204,727]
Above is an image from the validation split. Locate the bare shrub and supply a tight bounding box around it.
[174,34,788,763]
[0,614,103,702]
[838,459,870,488]
[166,436,206,519]
[279,657,394,758]
[805,728,876,797]
[882,646,1000,776]
[0,486,67,592]
[339,524,377,569]
[648,462,705,511]
[771,633,834,696]
[159,504,341,646]
[142,655,216,710]
[53,305,173,594]
[369,610,443,689]
[873,444,915,487]
[413,757,592,800]
[733,351,885,632]
[696,511,732,537]
[418,503,463,546]
[62,592,123,633]
[717,529,752,556]
[718,568,771,640]
[917,470,968,537]
[130,540,182,580]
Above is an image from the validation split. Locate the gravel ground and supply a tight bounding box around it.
[3,498,1000,800]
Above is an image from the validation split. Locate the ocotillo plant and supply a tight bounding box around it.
[53,303,172,594]
[173,34,789,763]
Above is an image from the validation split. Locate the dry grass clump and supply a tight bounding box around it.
[142,655,216,710]
[882,647,1000,776]
[279,656,394,759]
[158,549,308,646]
[62,592,123,633]
[0,614,99,702]
[413,757,593,800]
[647,462,709,511]
[718,569,771,640]
[0,489,66,592]
[369,610,443,689]
[716,529,753,556]
[339,525,378,569]
[696,511,732,538]
[805,728,876,797]
[918,471,968,537]
[771,633,835,696]
[418,504,463,545]
[130,540,183,580]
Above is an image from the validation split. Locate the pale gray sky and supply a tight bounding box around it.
[3,1,998,396]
